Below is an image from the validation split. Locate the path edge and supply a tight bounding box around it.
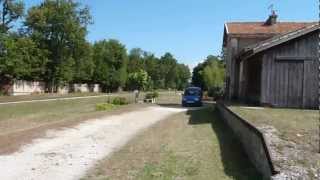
[216,101,279,179]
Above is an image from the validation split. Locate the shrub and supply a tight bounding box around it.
[112,97,128,105]
[145,91,159,99]
[95,103,116,111]
[208,86,224,100]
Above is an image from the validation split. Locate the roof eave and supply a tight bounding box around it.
[240,24,319,60]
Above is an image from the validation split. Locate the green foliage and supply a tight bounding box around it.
[111,97,128,105]
[126,50,190,91]
[73,41,94,83]
[95,103,116,111]
[175,64,191,90]
[0,0,191,93]
[25,0,92,88]
[203,59,225,89]
[0,0,24,33]
[208,87,224,99]
[159,53,177,89]
[192,55,225,98]
[0,34,48,81]
[92,39,128,91]
[126,69,149,91]
[127,48,144,73]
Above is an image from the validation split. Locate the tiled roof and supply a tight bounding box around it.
[240,24,319,59]
[225,22,317,36]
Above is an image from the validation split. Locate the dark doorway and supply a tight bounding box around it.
[275,61,304,108]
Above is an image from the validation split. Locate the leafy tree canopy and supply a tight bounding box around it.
[0,34,48,81]
[0,0,24,33]
[192,55,225,92]
[126,69,149,91]
[92,39,128,91]
[25,0,92,88]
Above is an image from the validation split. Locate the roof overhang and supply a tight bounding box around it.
[239,24,319,61]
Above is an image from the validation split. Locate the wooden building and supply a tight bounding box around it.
[223,12,318,108]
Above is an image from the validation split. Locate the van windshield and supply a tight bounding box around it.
[184,89,201,96]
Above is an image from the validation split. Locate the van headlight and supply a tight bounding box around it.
[194,97,199,101]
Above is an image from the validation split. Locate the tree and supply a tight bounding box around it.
[192,55,225,97]
[0,0,24,33]
[25,0,92,91]
[0,34,48,83]
[126,69,149,91]
[143,52,161,89]
[127,48,144,74]
[92,39,128,91]
[203,60,225,88]
[176,64,190,90]
[159,53,178,89]
[73,41,94,83]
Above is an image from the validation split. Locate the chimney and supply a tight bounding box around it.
[265,10,278,25]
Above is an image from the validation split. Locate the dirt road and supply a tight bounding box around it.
[0,106,186,180]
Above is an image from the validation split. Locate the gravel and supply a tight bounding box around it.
[259,125,320,180]
[0,106,186,180]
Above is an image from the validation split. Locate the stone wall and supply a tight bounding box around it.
[57,85,70,94]
[2,81,102,96]
[72,84,101,93]
[216,102,278,179]
[11,80,45,96]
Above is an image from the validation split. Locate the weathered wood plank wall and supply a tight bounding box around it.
[260,31,318,108]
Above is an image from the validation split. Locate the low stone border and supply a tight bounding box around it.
[216,102,279,179]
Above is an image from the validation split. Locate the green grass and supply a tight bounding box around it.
[0,92,179,135]
[95,103,118,111]
[229,106,318,152]
[84,107,262,180]
[137,150,201,180]
[0,92,106,103]
[0,95,139,135]
[0,97,110,122]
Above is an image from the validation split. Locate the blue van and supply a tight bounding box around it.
[182,87,203,107]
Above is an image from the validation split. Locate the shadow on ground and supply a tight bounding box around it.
[187,105,262,180]
[157,103,209,111]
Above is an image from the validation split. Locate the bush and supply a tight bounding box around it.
[95,103,116,111]
[208,86,224,100]
[112,97,129,105]
[145,91,159,99]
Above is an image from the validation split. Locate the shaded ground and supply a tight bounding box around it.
[83,107,262,180]
[229,105,320,179]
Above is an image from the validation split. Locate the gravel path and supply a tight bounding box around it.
[0,106,186,180]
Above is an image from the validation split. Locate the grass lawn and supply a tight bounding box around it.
[0,92,180,135]
[83,107,262,180]
[229,106,318,153]
[0,91,181,103]
[0,92,108,103]
[0,94,140,135]
[0,92,186,155]
[229,105,320,178]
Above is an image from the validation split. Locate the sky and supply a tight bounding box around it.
[24,0,317,68]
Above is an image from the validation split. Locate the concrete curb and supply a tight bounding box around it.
[216,101,279,179]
